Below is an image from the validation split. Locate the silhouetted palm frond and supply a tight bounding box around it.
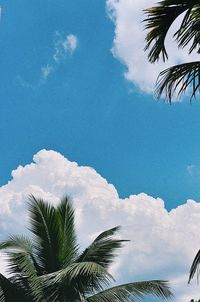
[156,61,200,102]
[189,249,200,283]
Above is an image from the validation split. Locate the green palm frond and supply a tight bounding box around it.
[87,280,173,302]
[44,261,114,286]
[144,0,199,63]
[28,195,61,274]
[56,196,78,267]
[0,274,28,302]
[0,235,42,275]
[189,249,200,283]
[43,262,114,302]
[0,235,44,301]
[156,61,200,102]
[77,226,128,269]
[0,235,33,253]
[12,253,44,302]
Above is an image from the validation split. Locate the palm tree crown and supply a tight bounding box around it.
[144,0,200,102]
[0,195,173,301]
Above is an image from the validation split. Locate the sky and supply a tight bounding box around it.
[1,0,200,301]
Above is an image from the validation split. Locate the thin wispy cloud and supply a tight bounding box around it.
[41,64,54,81]
[53,32,78,63]
[40,32,78,82]
[15,76,35,89]
[17,32,78,88]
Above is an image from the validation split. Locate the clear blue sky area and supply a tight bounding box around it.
[1,0,200,210]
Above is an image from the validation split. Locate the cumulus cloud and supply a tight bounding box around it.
[0,149,200,301]
[106,0,200,96]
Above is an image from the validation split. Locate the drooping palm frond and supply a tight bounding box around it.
[144,0,197,62]
[87,280,173,302]
[43,261,114,302]
[175,4,200,54]
[28,195,61,274]
[188,249,200,283]
[44,261,114,288]
[0,235,41,276]
[156,61,200,102]
[77,226,128,269]
[0,235,44,301]
[56,196,78,267]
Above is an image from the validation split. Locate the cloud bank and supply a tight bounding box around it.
[0,149,200,301]
[106,0,200,96]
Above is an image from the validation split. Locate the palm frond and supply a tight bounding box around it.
[43,261,114,301]
[44,261,114,286]
[156,61,200,102]
[56,196,78,267]
[0,274,28,302]
[87,280,173,302]
[0,234,44,301]
[189,249,200,283]
[0,235,33,253]
[144,0,198,62]
[175,4,200,54]
[77,226,128,269]
[0,235,42,275]
[13,253,44,301]
[28,195,61,274]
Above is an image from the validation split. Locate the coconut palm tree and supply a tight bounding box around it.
[0,195,173,302]
[144,0,200,102]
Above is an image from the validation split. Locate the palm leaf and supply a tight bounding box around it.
[0,235,44,301]
[0,235,42,275]
[44,261,114,286]
[43,262,114,302]
[0,274,28,302]
[189,249,200,283]
[56,196,78,267]
[175,4,200,53]
[28,195,61,274]
[155,61,200,102]
[87,280,173,302]
[77,226,128,269]
[144,0,199,62]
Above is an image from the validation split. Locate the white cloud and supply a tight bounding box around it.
[41,64,53,80]
[106,0,200,96]
[21,32,78,86]
[63,34,78,53]
[53,32,78,63]
[40,32,78,82]
[0,149,200,301]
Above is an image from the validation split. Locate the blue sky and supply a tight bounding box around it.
[1,0,200,210]
[1,1,200,300]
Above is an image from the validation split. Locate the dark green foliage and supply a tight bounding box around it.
[0,195,173,301]
[144,0,200,101]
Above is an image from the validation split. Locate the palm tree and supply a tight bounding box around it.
[144,0,200,102]
[0,195,173,302]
